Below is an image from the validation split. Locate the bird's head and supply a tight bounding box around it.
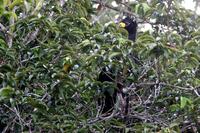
[119,16,137,41]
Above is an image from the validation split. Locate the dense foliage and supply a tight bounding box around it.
[0,0,200,132]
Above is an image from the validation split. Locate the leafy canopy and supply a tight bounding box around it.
[0,0,200,132]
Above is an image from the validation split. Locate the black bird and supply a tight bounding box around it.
[119,16,137,42]
[98,16,138,115]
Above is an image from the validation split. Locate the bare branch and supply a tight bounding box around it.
[137,82,195,91]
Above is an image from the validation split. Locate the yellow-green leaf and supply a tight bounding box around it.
[9,0,24,10]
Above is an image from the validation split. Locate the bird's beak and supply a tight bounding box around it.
[119,22,126,28]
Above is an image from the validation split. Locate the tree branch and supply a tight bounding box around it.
[137,82,195,91]
[92,0,139,19]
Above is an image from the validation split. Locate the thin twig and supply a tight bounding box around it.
[138,61,156,81]
[137,82,195,91]
[3,104,26,126]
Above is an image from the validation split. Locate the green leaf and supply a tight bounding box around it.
[26,97,48,112]
[80,17,90,26]
[24,0,31,12]
[169,33,182,45]
[78,39,90,47]
[141,3,151,14]
[2,11,18,21]
[135,3,151,17]
[191,30,200,37]
[185,40,197,47]
[109,52,122,59]
[0,86,14,100]
[170,104,180,112]
[137,34,155,44]
[180,96,192,108]
[0,64,13,72]
[0,39,7,47]
[32,0,44,15]
[190,56,199,66]
[0,4,4,15]
[9,0,24,10]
